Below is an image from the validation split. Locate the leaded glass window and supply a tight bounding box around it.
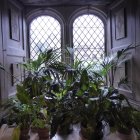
[73,14,105,66]
[30,16,61,60]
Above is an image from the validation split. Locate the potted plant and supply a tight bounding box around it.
[16,78,52,140]
[10,100,31,140]
[95,45,140,139]
[76,45,140,140]
[105,92,140,136]
[15,49,67,139]
[0,49,70,139]
[50,67,105,139]
[0,98,31,140]
[30,95,51,140]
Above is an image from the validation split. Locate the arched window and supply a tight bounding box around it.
[30,16,61,60]
[73,14,105,66]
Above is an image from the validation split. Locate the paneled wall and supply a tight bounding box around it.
[132,0,140,106]
[109,0,140,106]
[0,2,5,100]
[0,0,26,99]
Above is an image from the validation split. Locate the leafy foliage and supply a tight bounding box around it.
[1,46,140,139]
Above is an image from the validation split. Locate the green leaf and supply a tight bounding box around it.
[77,90,83,96]
[79,70,90,92]
[16,85,30,104]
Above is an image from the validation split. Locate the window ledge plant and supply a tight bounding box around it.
[1,46,140,140]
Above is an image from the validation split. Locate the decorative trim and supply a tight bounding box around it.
[115,8,126,40]
[11,63,21,86]
[9,5,20,41]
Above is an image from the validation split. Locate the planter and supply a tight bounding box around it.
[79,126,95,140]
[31,128,50,140]
[116,130,137,140]
[79,127,89,140]
[80,126,103,140]
[20,128,30,140]
[57,125,73,136]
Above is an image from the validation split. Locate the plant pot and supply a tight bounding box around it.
[20,128,30,140]
[116,129,137,140]
[80,126,103,140]
[79,128,88,140]
[79,127,88,140]
[57,125,73,136]
[79,126,94,140]
[31,128,50,140]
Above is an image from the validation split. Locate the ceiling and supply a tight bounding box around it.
[18,0,114,6]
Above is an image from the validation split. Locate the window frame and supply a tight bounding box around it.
[26,8,65,60]
[68,7,107,64]
[26,7,107,65]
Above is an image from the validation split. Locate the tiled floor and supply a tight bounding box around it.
[51,126,137,140]
[29,124,138,140]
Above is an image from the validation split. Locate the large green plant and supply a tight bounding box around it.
[93,45,140,135]
[69,45,140,139]
[15,49,70,131]
[50,68,104,139]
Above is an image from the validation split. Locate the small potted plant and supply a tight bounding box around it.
[13,102,31,140]
[0,98,31,140]
[106,96,140,139]
[30,98,51,140]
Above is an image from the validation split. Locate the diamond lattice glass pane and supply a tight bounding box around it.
[73,14,105,67]
[30,16,61,60]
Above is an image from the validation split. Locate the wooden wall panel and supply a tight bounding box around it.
[0,0,26,99]
[6,56,24,97]
[109,0,135,100]
[7,1,25,98]
[132,47,140,104]
[109,0,140,106]
[135,0,140,46]
[7,2,25,57]
[110,0,134,51]
[132,0,140,104]
[0,4,4,99]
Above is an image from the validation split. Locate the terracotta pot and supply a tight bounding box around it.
[57,125,73,136]
[79,127,88,140]
[20,128,30,140]
[31,128,50,140]
[80,126,103,140]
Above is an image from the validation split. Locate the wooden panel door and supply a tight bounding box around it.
[1,0,26,98]
[0,2,6,100]
[6,0,26,97]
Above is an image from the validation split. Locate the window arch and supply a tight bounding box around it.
[70,8,106,66]
[30,16,61,60]
[27,9,64,61]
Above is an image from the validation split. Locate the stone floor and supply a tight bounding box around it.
[51,125,138,140]
[29,124,138,140]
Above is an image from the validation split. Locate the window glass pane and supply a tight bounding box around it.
[30,16,61,60]
[73,14,105,67]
